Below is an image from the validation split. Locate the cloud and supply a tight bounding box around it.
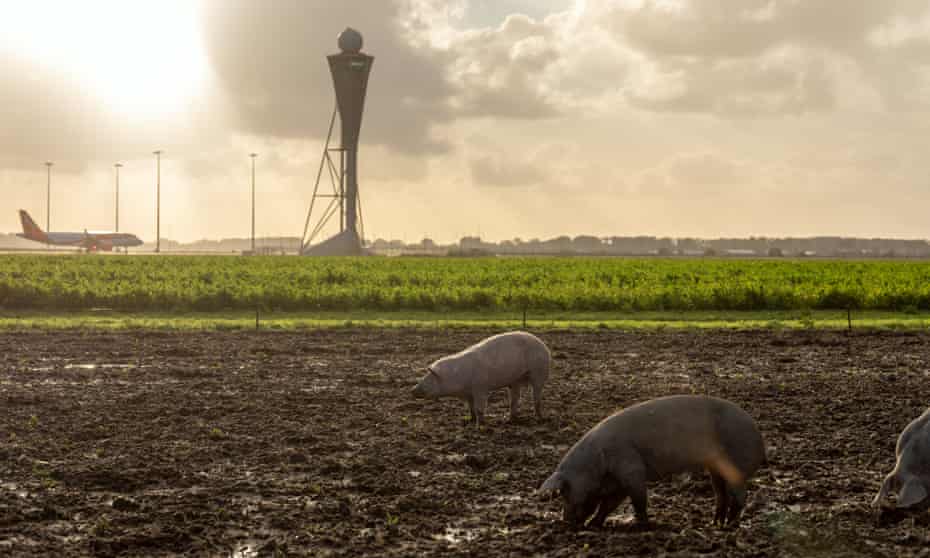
[445,8,635,118]
[632,152,753,198]
[587,0,930,116]
[469,154,547,187]
[201,0,455,155]
[0,53,104,171]
[610,0,928,57]
[447,14,562,119]
[626,46,836,116]
[0,52,203,172]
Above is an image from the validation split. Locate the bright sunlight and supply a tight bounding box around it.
[0,0,209,119]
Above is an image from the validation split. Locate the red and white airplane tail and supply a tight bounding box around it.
[18,210,48,243]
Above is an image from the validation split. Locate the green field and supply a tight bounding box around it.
[2,255,930,316]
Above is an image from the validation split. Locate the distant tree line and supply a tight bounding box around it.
[5,231,929,258]
[369,235,930,258]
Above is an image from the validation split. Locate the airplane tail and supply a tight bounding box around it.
[18,210,48,243]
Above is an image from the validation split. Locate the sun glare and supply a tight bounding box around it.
[0,0,209,119]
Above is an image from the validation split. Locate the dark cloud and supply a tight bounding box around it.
[201,0,455,155]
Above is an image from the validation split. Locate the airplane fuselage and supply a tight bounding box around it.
[17,232,144,249]
[17,209,144,251]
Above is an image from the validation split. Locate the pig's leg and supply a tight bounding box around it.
[621,471,649,525]
[629,484,649,525]
[725,483,747,526]
[467,397,477,424]
[588,490,626,528]
[872,473,896,508]
[607,454,649,525]
[897,476,928,508]
[530,376,544,419]
[709,472,730,525]
[508,384,521,420]
[473,388,488,428]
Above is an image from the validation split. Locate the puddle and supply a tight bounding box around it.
[299,379,343,393]
[64,363,136,370]
[231,542,260,558]
[225,528,288,557]
[1,482,30,499]
[25,363,139,372]
[38,378,105,386]
[305,358,330,368]
[433,526,480,545]
[492,494,524,504]
[539,444,569,453]
[230,493,263,516]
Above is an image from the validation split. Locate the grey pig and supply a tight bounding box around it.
[873,407,930,510]
[411,331,551,427]
[538,395,765,528]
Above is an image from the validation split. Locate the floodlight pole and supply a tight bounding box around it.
[44,161,53,237]
[114,163,123,233]
[250,153,258,254]
[153,150,162,253]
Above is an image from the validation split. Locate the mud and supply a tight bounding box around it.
[0,328,929,556]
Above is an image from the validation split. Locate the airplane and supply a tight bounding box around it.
[17,209,144,252]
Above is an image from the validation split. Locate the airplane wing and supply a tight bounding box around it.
[80,231,114,252]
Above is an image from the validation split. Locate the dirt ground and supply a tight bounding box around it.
[0,328,929,557]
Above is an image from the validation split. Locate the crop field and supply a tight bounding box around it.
[4,255,930,315]
[1,327,929,556]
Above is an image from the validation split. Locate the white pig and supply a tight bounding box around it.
[411,331,551,427]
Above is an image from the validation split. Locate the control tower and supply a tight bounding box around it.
[301,28,374,256]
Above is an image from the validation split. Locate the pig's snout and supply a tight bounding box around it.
[411,384,425,398]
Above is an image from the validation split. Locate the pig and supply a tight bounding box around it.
[411,331,551,427]
[872,407,930,510]
[538,395,765,528]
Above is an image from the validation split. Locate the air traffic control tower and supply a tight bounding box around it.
[301,28,374,256]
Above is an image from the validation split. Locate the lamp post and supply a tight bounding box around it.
[250,153,258,254]
[114,163,122,233]
[44,161,53,237]
[153,150,162,253]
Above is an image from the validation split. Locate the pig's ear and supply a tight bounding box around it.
[538,472,567,499]
[897,478,928,508]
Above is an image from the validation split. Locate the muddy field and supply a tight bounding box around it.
[0,328,929,557]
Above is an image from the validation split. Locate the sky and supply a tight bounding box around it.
[2,0,930,243]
